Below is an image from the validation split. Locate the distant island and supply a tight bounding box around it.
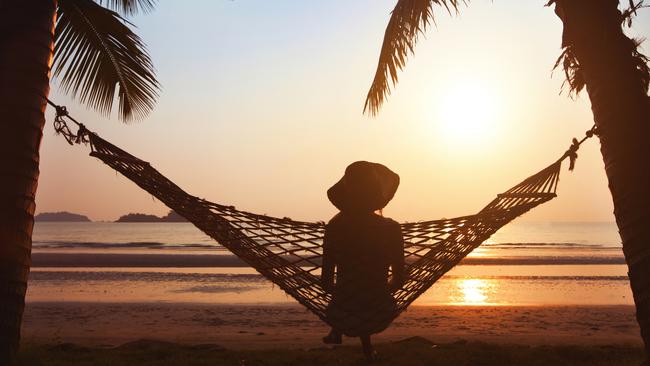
[115,210,187,223]
[35,212,91,222]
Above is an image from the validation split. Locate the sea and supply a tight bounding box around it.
[27,221,632,306]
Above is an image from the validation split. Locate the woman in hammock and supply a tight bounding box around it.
[321,161,405,361]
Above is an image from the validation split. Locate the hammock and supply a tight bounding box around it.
[49,101,596,335]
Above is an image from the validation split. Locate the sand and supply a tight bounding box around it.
[22,302,642,349]
[18,337,646,366]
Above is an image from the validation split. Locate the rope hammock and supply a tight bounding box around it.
[47,100,597,336]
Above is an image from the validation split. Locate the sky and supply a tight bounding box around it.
[39,0,650,223]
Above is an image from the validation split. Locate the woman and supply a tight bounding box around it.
[321,161,405,361]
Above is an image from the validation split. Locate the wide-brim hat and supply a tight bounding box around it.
[327,161,400,213]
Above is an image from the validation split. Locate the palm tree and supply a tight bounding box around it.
[0,0,158,363]
[364,0,650,360]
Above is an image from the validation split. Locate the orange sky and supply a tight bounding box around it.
[38,1,650,223]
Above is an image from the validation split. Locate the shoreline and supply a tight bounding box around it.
[30,252,626,267]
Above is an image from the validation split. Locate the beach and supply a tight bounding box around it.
[18,221,646,365]
[22,303,641,348]
[20,303,645,365]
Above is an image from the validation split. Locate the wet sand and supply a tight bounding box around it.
[30,252,626,267]
[22,302,642,349]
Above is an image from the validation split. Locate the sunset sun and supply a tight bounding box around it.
[436,82,500,145]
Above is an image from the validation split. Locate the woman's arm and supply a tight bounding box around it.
[390,225,405,291]
[321,230,335,291]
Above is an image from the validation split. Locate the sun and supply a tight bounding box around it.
[435,82,500,145]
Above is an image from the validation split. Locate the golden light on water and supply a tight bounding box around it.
[460,279,488,304]
[452,278,494,305]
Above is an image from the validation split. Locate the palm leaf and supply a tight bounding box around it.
[550,0,650,96]
[95,0,156,16]
[54,0,159,122]
[364,0,466,116]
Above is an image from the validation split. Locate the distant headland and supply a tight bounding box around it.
[35,212,91,222]
[115,210,187,223]
[35,210,188,223]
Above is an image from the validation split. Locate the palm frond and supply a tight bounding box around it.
[551,0,650,96]
[95,0,156,16]
[364,0,466,116]
[54,0,159,122]
[553,46,585,96]
[621,0,648,27]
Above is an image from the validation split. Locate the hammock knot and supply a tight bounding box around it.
[585,123,601,138]
[54,112,90,146]
[54,104,69,118]
[48,99,91,146]
[563,124,598,172]
[567,138,579,171]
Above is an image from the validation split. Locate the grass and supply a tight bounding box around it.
[18,337,645,366]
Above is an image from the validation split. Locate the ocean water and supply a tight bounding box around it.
[32,221,623,252]
[32,222,218,253]
[27,221,632,306]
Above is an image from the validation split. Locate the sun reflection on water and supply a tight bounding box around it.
[451,278,495,305]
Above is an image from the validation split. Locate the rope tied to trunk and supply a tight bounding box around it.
[563,124,598,171]
[47,99,90,146]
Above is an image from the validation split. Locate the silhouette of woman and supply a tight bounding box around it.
[321,161,405,361]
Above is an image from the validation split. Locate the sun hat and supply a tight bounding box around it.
[327,161,400,213]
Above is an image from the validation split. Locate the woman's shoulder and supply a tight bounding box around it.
[359,214,401,230]
[326,213,400,230]
[326,213,344,227]
[371,214,399,227]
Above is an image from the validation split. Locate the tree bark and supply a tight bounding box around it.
[554,0,650,358]
[0,0,56,363]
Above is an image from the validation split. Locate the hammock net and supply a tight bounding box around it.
[51,103,593,336]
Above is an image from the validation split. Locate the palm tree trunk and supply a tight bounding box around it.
[0,0,56,363]
[554,0,650,358]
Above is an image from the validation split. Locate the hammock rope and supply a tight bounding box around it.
[47,99,597,335]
